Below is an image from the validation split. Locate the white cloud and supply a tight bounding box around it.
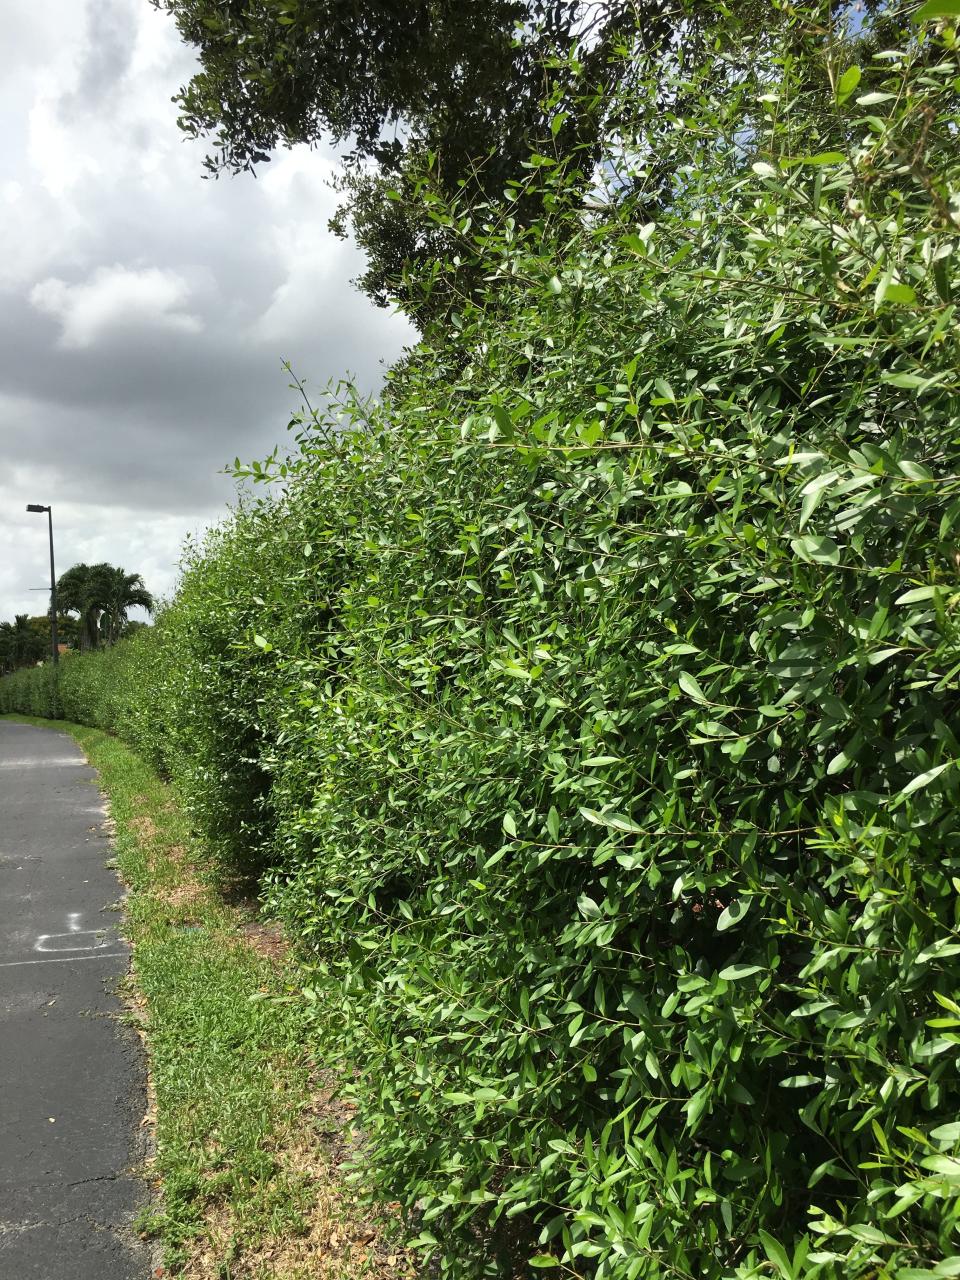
[30,265,203,349]
[28,93,103,200]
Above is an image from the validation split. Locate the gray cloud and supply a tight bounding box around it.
[60,0,139,117]
[0,0,413,618]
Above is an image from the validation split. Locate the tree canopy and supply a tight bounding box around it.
[151,0,895,320]
[0,616,45,673]
[150,0,679,316]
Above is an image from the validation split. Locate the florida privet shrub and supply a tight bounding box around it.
[6,4,960,1276]
[0,631,160,748]
[0,661,61,719]
[143,515,302,871]
[252,9,960,1276]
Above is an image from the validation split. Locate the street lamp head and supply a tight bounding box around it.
[26,503,49,513]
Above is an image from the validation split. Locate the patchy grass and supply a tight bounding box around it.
[2,715,410,1280]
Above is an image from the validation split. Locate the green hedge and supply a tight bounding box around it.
[0,631,161,768]
[5,7,960,1277]
[0,662,61,720]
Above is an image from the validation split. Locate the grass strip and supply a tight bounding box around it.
[3,716,321,1274]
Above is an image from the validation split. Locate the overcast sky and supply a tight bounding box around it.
[0,0,414,622]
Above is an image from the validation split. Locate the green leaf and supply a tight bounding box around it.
[868,647,906,665]
[529,1258,561,1270]
[578,893,602,920]
[719,963,764,981]
[685,1086,710,1130]
[774,451,826,467]
[791,534,840,565]
[785,151,846,167]
[899,460,933,481]
[881,370,939,391]
[546,805,560,842]
[758,1229,794,1279]
[895,585,938,604]
[899,762,952,797]
[502,812,517,837]
[883,282,918,306]
[847,1224,897,1245]
[836,65,862,106]
[826,748,852,776]
[799,470,837,529]
[916,936,960,963]
[716,900,749,931]
[490,404,515,440]
[915,0,960,18]
[579,807,644,834]
[678,671,708,703]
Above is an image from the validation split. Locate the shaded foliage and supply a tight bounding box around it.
[0,615,46,672]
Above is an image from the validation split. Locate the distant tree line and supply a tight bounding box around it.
[0,563,153,673]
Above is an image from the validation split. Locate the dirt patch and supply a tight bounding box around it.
[262,1072,414,1280]
[162,883,204,912]
[130,814,158,840]
[151,840,204,915]
[239,920,289,965]
[178,1076,413,1280]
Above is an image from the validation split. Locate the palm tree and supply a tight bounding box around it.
[99,567,154,645]
[57,563,154,650]
[57,564,103,651]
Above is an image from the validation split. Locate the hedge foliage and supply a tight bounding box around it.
[5,4,960,1277]
[0,632,160,751]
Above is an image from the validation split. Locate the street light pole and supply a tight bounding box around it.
[26,504,59,666]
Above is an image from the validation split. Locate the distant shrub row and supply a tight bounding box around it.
[5,7,960,1277]
[0,637,157,746]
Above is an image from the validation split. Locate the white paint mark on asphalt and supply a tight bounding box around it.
[0,952,128,969]
[0,757,86,768]
[67,912,82,932]
[35,929,112,953]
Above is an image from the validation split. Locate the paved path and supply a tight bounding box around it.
[0,720,149,1279]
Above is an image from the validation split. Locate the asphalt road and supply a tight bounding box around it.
[0,720,150,1279]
